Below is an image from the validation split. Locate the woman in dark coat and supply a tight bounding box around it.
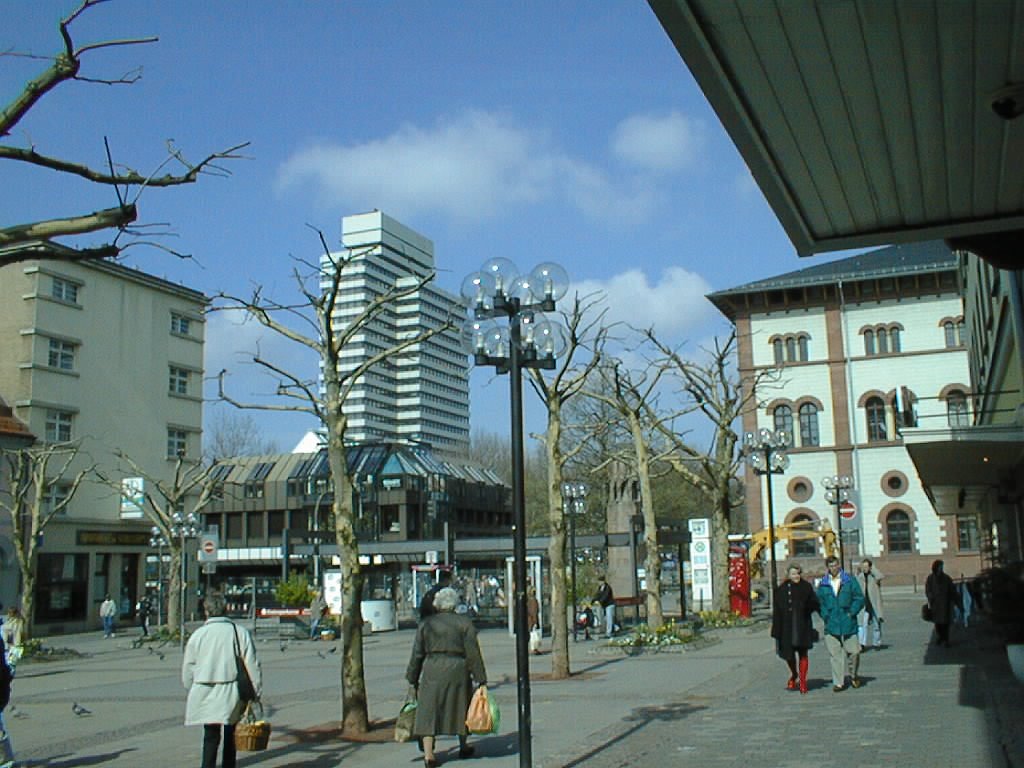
[925,559,962,647]
[407,587,488,767]
[771,564,820,694]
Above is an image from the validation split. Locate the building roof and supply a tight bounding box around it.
[0,397,35,444]
[708,241,955,298]
[649,0,1024,265]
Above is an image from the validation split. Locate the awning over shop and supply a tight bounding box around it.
[901,424,1024,515]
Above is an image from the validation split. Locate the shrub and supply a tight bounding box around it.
[609,620,695,648]
[276,574,314,607]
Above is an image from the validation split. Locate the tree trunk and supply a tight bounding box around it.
[545,409,570,679]
[11,525,36,641]
[631,416,663,628]
[326,409,369,735]
[710,495,732,613]
[167,546,183,638]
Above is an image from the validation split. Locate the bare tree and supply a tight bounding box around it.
[215,233,453,735]
[585,355,673,629]
[526,294,607,678]
[645,331,776,613]
[205,411,278,461]
[98,452,219,634]
[1,0,248,265]
[0,443,91,636]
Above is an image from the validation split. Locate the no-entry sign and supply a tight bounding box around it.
[197,534,219,562]
[839,501,857,520]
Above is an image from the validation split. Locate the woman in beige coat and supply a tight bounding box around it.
[182,591,261,768]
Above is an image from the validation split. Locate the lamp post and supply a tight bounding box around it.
[307,476,328,588]
[822,475,854,571]
[149,526,168,628]
[461,258,570,768]
[741,428,790,598]
[171,510,200,651]
[561,481,587,641]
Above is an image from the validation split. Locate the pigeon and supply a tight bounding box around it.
[317,650,326,659]
[72,702,92,716]
[9,705,27,719]
[328,645,338,654]
[279,644,287,653]
[155,650,166,661]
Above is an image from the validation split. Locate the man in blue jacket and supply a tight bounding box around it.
[817,556,865,692]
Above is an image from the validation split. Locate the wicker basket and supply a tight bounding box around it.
[235,720,271,751]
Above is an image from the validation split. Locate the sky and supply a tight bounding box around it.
[2,1,843,453]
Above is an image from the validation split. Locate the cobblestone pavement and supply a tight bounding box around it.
[550,590,1020,768]
[4,587,1021,767]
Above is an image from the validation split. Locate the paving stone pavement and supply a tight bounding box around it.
[4,587,1021,767]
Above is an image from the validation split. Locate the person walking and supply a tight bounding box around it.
[0,631,15,768]
[816,556,865,692]
[856,558,885,650]
[418,570,452,620]
[182,590,262,768]
[771,564,819,694]
[526,587,541,655]
[594,576,616,639]
[136,594,152,638]
[925,559,962,647]
[100,594,118,639]
[1,609,25,676]
[406,587,487,767]
[309,588,327,640]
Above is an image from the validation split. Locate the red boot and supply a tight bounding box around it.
[798,655,809,694]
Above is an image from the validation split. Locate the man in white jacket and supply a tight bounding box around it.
[182,592,262,768]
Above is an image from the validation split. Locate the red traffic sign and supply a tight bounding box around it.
[198,535,219,562]
[839,501,857,520]
[202,540,216,554]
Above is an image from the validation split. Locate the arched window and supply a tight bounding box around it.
[885,510,913,553]
[877,328,889,353]
[773,405,794,438]
[944,321,956,348]
[865,396,887,442]
[947,390,969,427]
[785,337,797,362]
[773,338,784,365]
[798,335,809,361]
[889,327,901,353]
[798,403,820,447]
[956,319,965,345]
[864,329,875,355]
[791,513,817,557]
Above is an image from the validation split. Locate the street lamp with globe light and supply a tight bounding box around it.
[171,510,201,650]
[741,428,790,598]
[560,481,587,641]
[149,526,169,627]
[461,258,569,768]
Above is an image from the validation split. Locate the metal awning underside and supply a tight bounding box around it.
[901,424,1024,515]
[649,0,1024,260]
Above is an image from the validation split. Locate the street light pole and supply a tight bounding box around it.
[171,510,200,651]
[561,482,587,641]
[823,475,854,571]
[742,429,790,601]
[461,259,569,768]
[149,527,168,628]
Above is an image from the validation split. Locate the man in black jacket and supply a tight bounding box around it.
[594,576,616,638]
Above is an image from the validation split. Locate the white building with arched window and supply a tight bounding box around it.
[708,241,980,583]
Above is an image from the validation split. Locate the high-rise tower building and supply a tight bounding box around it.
[324,211,470,455]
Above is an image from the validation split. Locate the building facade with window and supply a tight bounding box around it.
[324,211,470,456]
[709,241,980,582]
[0,252,207,632]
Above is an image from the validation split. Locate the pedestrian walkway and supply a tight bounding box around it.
[3,588,1021,767]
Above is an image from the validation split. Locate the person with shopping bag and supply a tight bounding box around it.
[406,587,487,767]
[182,591,262,768]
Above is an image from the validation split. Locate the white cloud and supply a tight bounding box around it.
[572,266,714,339]
[277,109,676,225]
[611,111,704,173]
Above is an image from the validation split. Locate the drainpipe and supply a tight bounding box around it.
[837,280,863,554]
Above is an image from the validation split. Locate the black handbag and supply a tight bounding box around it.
[233,624,258,703]
[921,603,934,622]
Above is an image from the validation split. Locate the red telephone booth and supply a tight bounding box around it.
[728,544,752,617]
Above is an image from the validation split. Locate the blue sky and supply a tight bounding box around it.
[3,1,827,452]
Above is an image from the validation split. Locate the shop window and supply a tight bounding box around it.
[957,515,980,551]
[36,553,89,622]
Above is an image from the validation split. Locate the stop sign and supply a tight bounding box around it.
[839,501,857,520]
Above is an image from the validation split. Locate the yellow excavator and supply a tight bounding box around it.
[747,519,837,577]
